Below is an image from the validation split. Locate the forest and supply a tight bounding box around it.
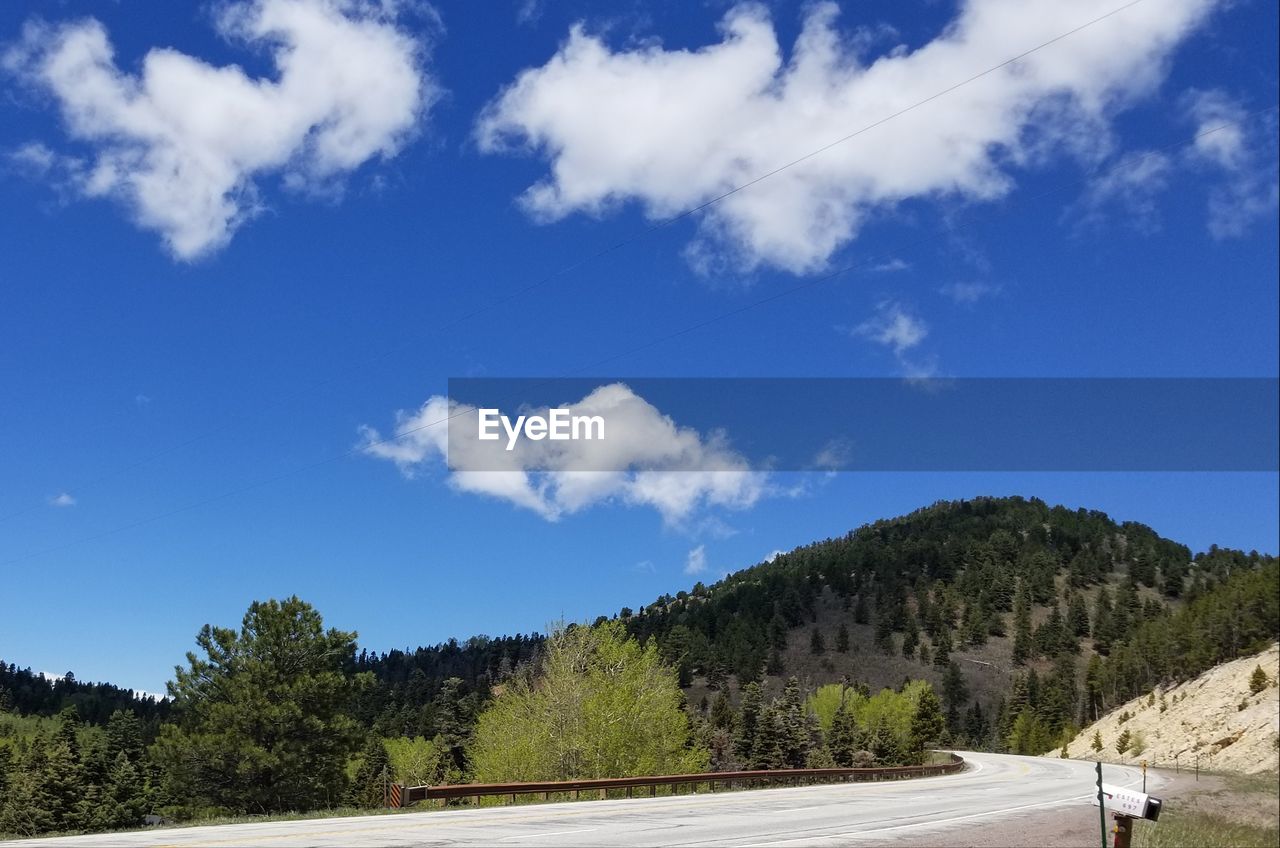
[2,496,1277,838]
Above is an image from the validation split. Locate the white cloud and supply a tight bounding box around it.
[5,0,433,259]
[49,492,76,507]
[1182,89,1278,239]
[939,281,1001,303]
[360,383,767,524]
[763,549,784,563]
[852,301,928,355]
[684,545,708,575]
[477,0,1221,274]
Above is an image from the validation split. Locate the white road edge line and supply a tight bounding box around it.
[498,828,598,841]
[755,769,1149,846]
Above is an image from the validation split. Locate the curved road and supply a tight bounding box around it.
[1,753,1156,847]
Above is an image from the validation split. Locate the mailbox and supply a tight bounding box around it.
[1094,782,1163,821]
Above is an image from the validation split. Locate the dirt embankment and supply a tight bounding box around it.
[1057,643,1280,774]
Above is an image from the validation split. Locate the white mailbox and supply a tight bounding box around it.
[1093,782,1163,821]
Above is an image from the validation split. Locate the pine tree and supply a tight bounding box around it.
[1115,729,1132,756]
[932,628,951,669]
[909,686,946,763]
[710,690,735,730]
[734,683,763,763]
[1067,591,1091,637]
[350,737,392,807]
[810,628,826,655]
[827,700,859,767]
[768,614,789,652]
[1091,730,1104,753]
[853,595,869,625]
[835,623,850,653]
[1092,586,1115,654]
[942,662,968,733]
[1012,580,1033,665]
[152,597,366,814]
[1249,665,1269,695]
[779,678,813,768]
[964,702,987,745]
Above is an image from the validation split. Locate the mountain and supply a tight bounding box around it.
[617,496,1277,751]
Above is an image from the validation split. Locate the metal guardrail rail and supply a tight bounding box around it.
[396,752,964,807]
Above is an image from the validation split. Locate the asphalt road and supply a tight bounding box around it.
[1,753,1155,847]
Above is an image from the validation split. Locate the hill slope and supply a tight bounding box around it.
[1058,642,1280,774]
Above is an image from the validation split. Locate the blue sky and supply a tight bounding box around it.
[1,0,1276,694]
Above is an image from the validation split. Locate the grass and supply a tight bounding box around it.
[1133,808,1279,848]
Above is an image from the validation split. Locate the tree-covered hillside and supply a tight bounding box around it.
[615,497,1276,753]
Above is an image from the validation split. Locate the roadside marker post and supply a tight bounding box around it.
[1141,760,1147,794]
[1096,762,1108,848]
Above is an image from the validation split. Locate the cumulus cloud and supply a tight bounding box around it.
[359,383,767,523]
[49,492,76,507]
[1182,90,1278,239]
[5,0,433,259]
[477,0,1220,274]
[684,545,708,575]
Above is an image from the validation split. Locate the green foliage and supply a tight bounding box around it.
[151,597,366,815]
[1091,730,1104,752]
[1249,665,1269,695]
[468,622,706,782]
[1116,728,1132,755]
[908,686,946,761]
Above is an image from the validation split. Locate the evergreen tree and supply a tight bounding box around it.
[734,683,763,764]
[778,678,812,768]
[151,597,366,814]
[941,662,968,734]
[964,702,987,745]
[810,628,826,655]
[909,686,946,763]
[932,628,951,669]
[710,690,735,730]
[835,623,850,654]
[350,737,392,807]
[827,700,859,767]
[1012,580,1033,665]
[1091,730,1104,752]
[1249,665,1269,695]
[1067,591,1091,638]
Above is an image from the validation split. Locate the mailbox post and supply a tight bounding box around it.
[1093,782,1162,848]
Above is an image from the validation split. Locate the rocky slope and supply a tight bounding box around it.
[1056,643,1280,774]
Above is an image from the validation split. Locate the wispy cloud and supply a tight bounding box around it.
[939,281,1001,304]
[49,492,76,508]
[869,258,910,273]
[1182,90,1278,239]
[851,301,928,356]
[684,545,708,575]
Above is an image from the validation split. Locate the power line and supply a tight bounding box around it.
[0,0,1156,525]
[5,108,1272,567]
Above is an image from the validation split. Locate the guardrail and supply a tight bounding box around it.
[395,752,964,807]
